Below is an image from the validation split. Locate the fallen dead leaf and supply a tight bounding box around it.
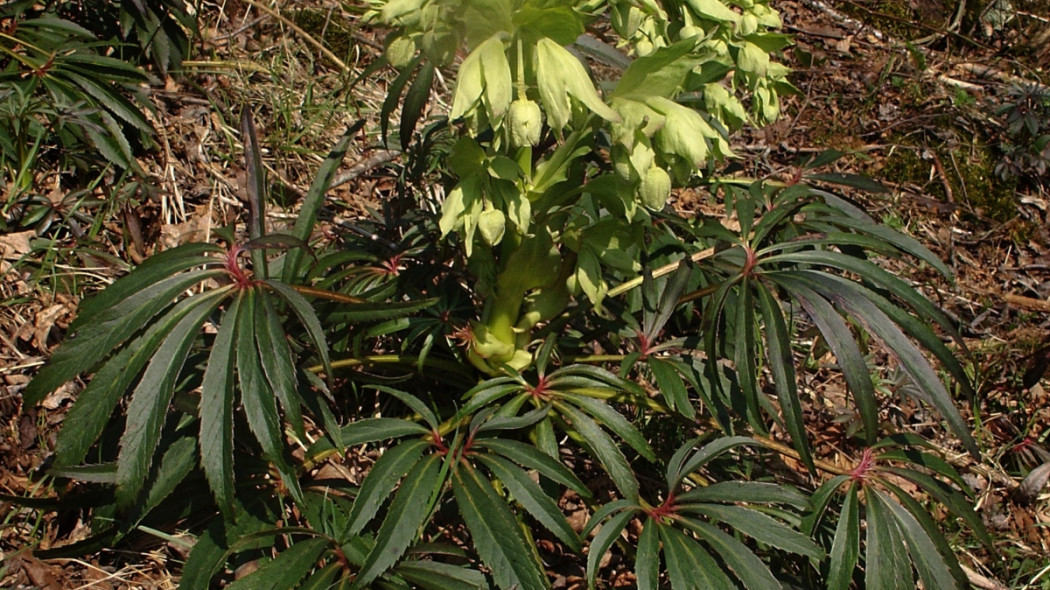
[18,554,65,589]
[32,304,69,351]
[0,230,34,260]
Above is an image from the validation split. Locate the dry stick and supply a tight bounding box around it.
[958,63,1050,92]
[961,564,1011,590]
[180,59,270,74]
[331,150,401,190]
[1004,294,1050,313]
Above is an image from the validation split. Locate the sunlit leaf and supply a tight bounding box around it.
[453,461,550,590]
[554,401,638,501]
[199,291,243,517]
[478,453,580,550]
[343,438,428,539]
[586,509,634,588]
[116,290,225,506]
[353,453,442,589]
[827,483,860,590]
[225,537,331,590]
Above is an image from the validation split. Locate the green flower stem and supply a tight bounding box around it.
[563,354,628,364]
[485,288,525,351]
[292,284,366,303]
[515,37,526,101]
[607,247,717,298]
[308,354,474,381]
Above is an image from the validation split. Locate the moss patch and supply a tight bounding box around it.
[877,140,1018,222]
[292,8,358,59]
[839,0,956,41]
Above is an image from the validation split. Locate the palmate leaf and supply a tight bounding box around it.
[401,61,435,151]
[864,487,913,590]
[322,297,440,323]
[225,536,332,590]
[298,562,343,590]
[801,474,851,536]
[659,523,735,590]
[370,384,440,430]
[53,286,224,467]
[682,504,824,561]
[675,481,809,508]
[262,279,332,385]
[677,518,783,590]
[636,517,660,590]
[876,465,992,547]
[84,109,137,170]
[586,508,635,589]
[179,496,285,590]
[763,249,974,398]
[734,281,764,429]
[668,436,755,489]
[453,460,550,590]
[552,400,638,502]
[280,121,363,282]
[874,438,974,496]
[476,453,581,550]
[237,288,304,506]
[353,453,443,590]
[784,279,879,443]
[25,262,224,406]
[343,438,428,540]
[472,437,590,497]
[878,483,969,589]
[786,271,978,456]
[256,293,306,440]
[756,284,815,472]
[559,392,655,461]
[641,261,694,343]
[126,433,198,535]
[395,559,487,590]
[71,243,222,326]
[55,69,152,135]
[648,356,694,418]
[827,483,860,590]
[472,403,549,434]
[199,290,243,518]
[325,417,429,451]
[115,289,227,507]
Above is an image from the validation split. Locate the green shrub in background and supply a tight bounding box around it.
[0,0,194,232]
[22,0,990,588]
[996,82,1050,184]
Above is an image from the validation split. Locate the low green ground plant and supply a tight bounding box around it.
[20,1,991,588]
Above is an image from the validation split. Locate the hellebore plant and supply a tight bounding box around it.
[21,1,990,589]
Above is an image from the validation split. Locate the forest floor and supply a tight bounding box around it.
[1,0,1048,587]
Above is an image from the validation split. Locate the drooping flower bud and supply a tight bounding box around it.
[639,164,672,210]
[740,13,759,36]
[507,98,543,148]
[478,209,506,246]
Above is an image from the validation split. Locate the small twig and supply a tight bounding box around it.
[929,150,955,204]
[1004,294,1050,313]
[961,563,1011,590]
[180,59,270,74]
[331,150,400,189]
[958,63,1050,92]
